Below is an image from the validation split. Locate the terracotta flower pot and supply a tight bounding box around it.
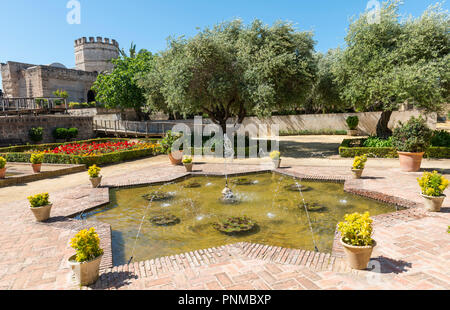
[90,176,102,188]
[0,167,6,179]
[397,152,424,172]
[184,163,193,172]
[272,159,281,169]
[347,130,358,136]
[340,238,376,270]
[32,163,42,173]
[351,169,363,179]
[168,151,183,165]
[68,254,103,286]
[30,204,52,222]
[421,194,445,212]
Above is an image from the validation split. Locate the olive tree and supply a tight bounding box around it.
[333,1,449,138]
[305,50,346,114]
[138,19,316,132]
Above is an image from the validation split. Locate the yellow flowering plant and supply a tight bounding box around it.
[70,228,104,263]
[417,171,449,197]
[338,212,374,246]
[30,153,44,164]
[28,193,50,208]
[270,151,281,160]
[88,165,101,178]
[0,156,6,169]
[182,156,193,164]
[352,154,367,170]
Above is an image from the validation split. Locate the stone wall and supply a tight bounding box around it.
[241,111,437,136]
[1,61,98,102]
[67,108,138,121]
[0,116,94,144]
[0,62,35,97]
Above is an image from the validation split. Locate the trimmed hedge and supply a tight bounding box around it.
[0,147,161,166]
[426,147,450,159]
[0,138,162,166]
[339,146,399,158]
[339,138,450,159]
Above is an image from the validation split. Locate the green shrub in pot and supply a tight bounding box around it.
[392,116,433,153]
[346,116,359,130]
[392,116,433,172]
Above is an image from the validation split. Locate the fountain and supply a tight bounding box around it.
[220,133,240,204]
[219,180,240,204]
[81,173,402,264]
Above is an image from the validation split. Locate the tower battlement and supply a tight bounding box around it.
[74,36,119,73]
[74,36,119,48]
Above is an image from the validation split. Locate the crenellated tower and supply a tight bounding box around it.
[74,36,119,73]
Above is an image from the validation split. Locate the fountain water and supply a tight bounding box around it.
[221,133,238,204]
[295,181,319,252]
[127,182,174,264]
[82,173,400,263]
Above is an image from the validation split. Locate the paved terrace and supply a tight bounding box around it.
[0,158,448,290]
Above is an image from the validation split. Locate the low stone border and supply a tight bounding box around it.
[90,242,357,290]
[43,217,113,271]
[274,168,347,183]
[0,163,86,188]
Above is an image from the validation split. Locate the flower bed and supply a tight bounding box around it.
[0,138,163,166]
[41,140,147,156]
[339,138,450,159]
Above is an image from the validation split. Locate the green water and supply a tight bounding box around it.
[82,173,400,265]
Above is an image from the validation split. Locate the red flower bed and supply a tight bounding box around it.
[42,141,151,156]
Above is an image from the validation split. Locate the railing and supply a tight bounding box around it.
[93,119,207,137]
[0,97,67,114]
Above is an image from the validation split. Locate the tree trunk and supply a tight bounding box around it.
[376,111,393,139]
[134,107,149,121]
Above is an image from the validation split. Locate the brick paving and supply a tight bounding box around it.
[0,160,448,290]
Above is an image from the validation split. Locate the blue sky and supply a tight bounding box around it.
[0,0,447,87]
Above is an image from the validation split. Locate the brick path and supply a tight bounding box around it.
[0,161,448,290]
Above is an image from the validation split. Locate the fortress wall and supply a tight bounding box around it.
[0,116,94,144]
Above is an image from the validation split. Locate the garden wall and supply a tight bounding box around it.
[240,111,437,136]
[0,115,94,144]
[67,107,138,121]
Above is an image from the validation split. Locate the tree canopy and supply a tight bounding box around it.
[138,19,316,131]
[92,43,155,120]
[333,0,449,137]
[305,50,346,114]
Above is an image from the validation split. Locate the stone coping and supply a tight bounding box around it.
[91,242,353,290]
[0,163,86,188]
